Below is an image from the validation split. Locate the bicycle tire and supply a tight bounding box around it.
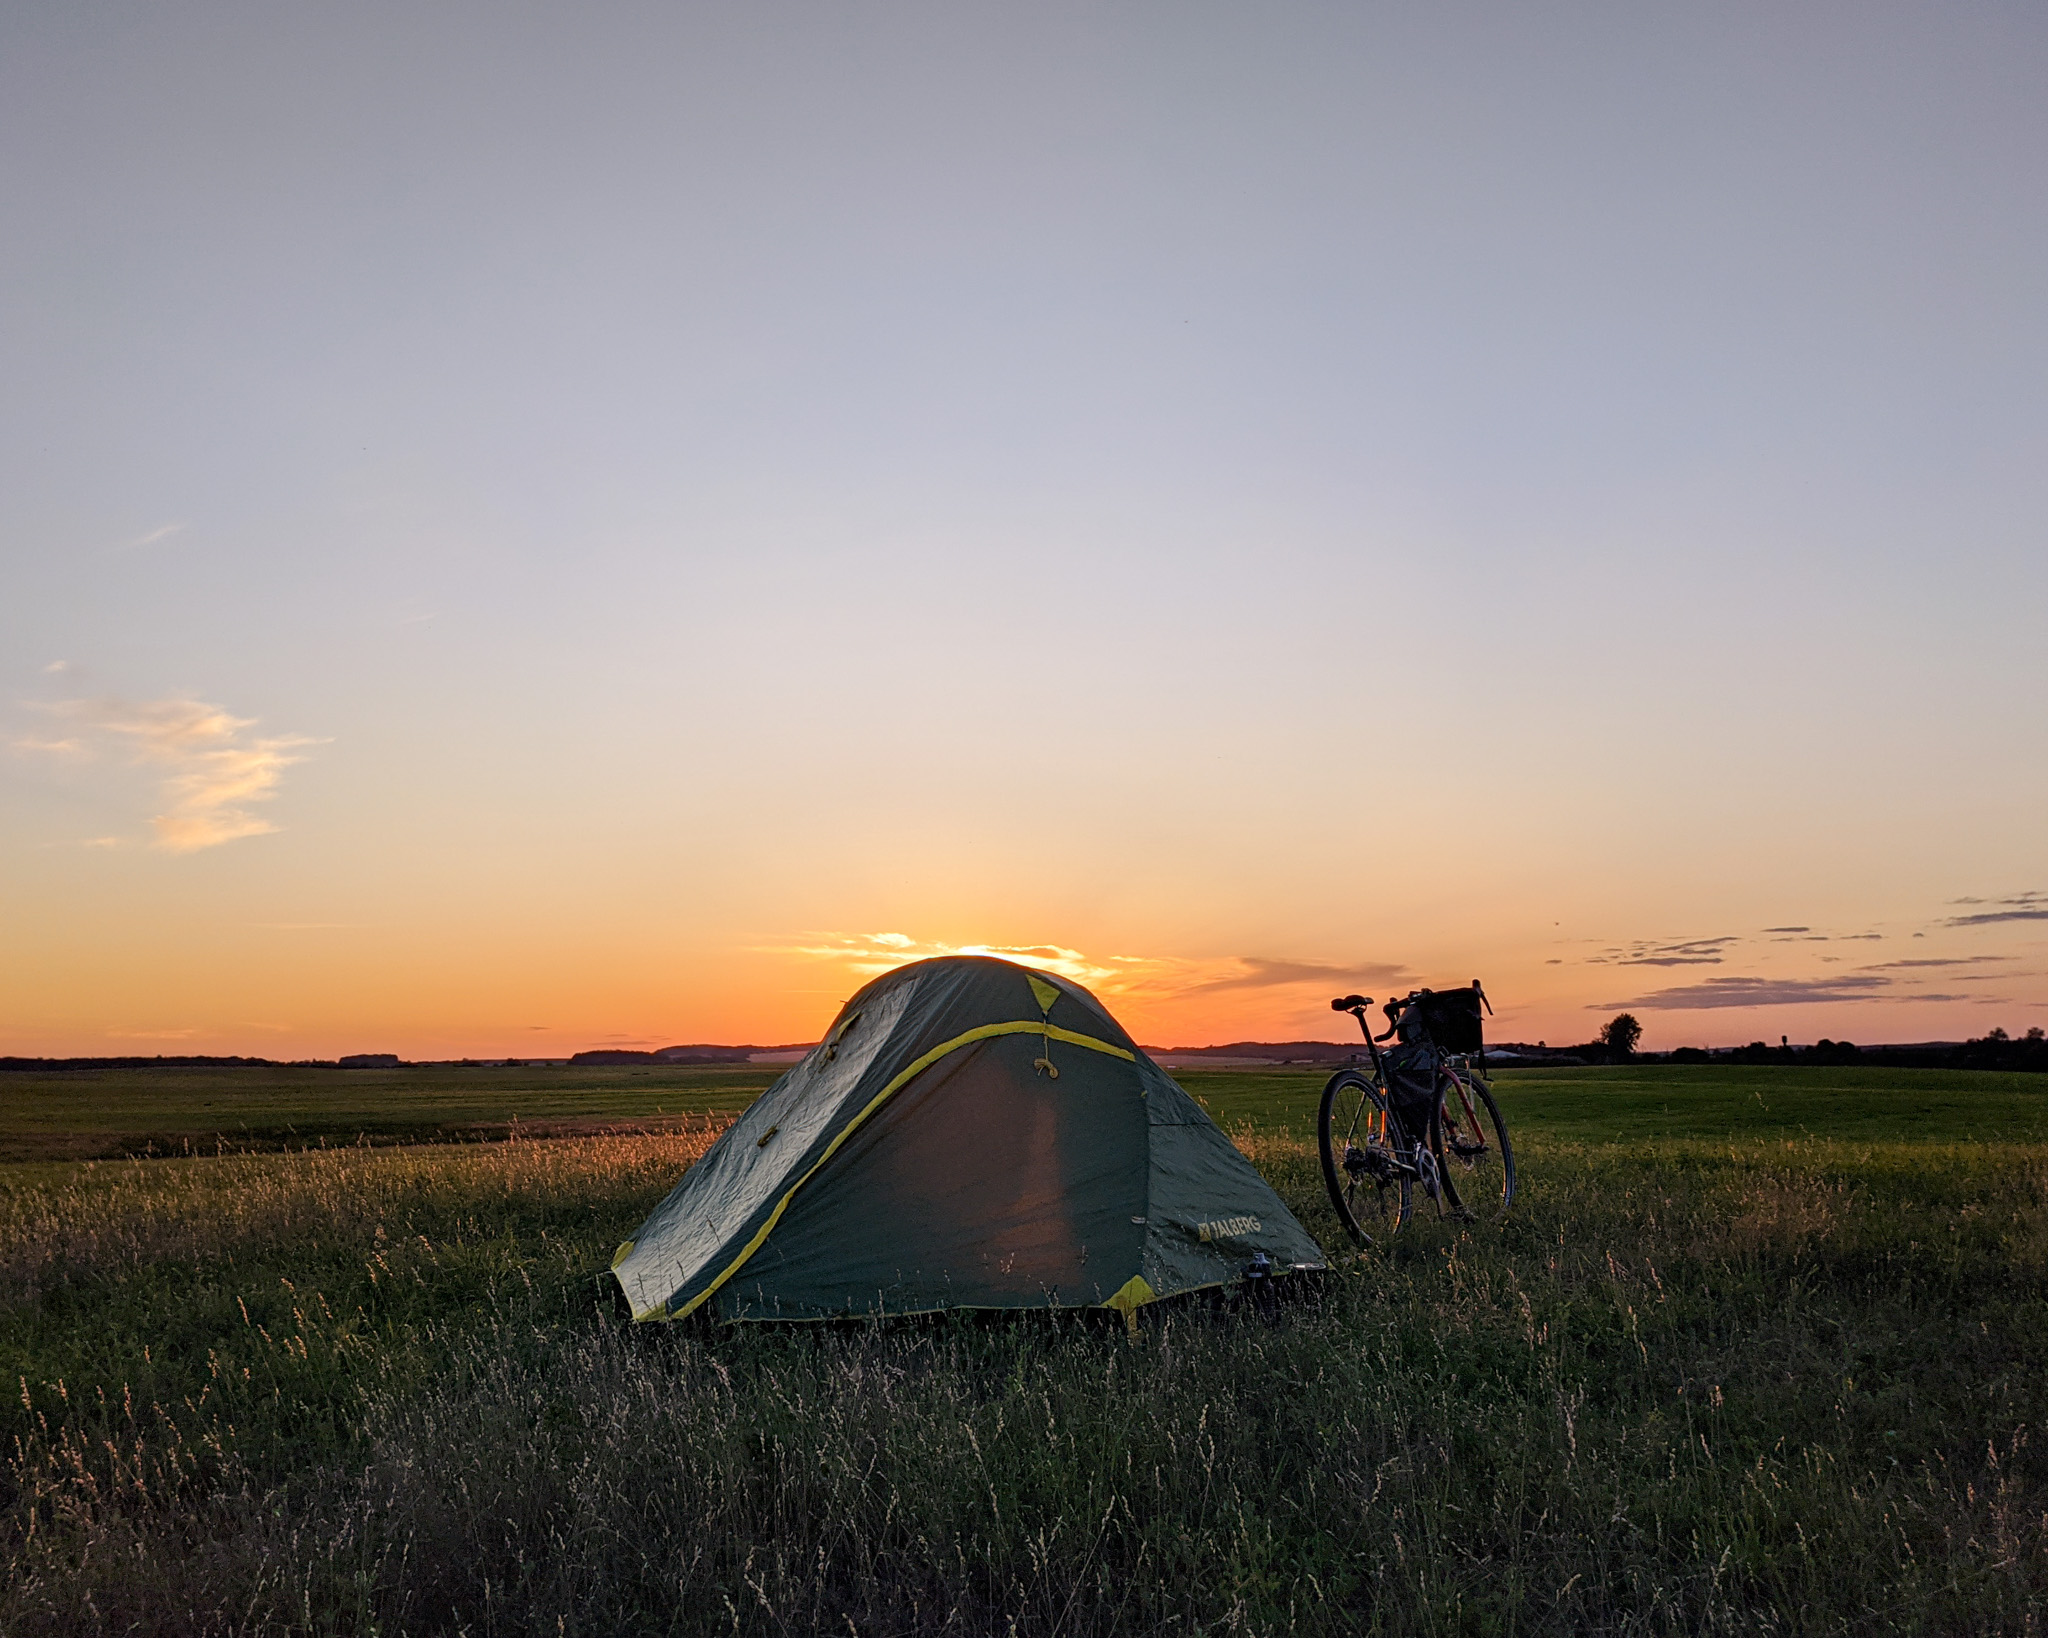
[1318,1068,1413,1245]
[1430,1065,1515,1220]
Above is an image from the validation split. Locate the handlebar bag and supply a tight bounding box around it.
[1402,988,1485,1056]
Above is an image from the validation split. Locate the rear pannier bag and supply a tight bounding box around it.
[1382,1041,1441,1142]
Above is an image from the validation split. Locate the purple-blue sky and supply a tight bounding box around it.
[3,2,2043,1055]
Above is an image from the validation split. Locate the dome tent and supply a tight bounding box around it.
[612,956,1326,1327]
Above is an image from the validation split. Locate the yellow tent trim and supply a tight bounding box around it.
[1027,974,1061,1014]
[1101,1274,1157,1335]
[611,1240,635,1270]
[654,1019,1136,1322]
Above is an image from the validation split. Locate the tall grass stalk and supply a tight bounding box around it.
[4,1127,2044,1634]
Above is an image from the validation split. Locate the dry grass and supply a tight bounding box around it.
[1,1125,729,1304]
[4,1123,2045,1635]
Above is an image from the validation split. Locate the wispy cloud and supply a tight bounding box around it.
[1587,936,1738,968]
[20,696,320,851]
[770,933,1124,985]
[1758,927,1880,943]
[1179,956,1407,994]
[1596,975,1894,1010]
[1946,892,2048,927]
[117,523,186,550]
[1863,956,2015,971]
[764,934,1402,999]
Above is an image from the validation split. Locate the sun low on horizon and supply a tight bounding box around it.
[3,2,2043,1062]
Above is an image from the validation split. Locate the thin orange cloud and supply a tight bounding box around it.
[763,932,1402,1002]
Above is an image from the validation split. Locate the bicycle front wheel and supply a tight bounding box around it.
[1318,1069,1413,1245]
[1431,1066,1515,1220]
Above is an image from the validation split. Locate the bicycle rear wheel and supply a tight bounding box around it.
[1318,1069,1413,1245]
[1430,1065,1515,1220]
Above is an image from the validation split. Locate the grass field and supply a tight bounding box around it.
[0,1063,777,1162]
[3,1064,2044,1634]
[1177,1062,2048,1144]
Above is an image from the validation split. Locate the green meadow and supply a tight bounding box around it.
[3,1065,2044,1634]
[0,1062,777,1162]
[1178,1061,2048,1144]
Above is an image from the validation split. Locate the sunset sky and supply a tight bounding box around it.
[4,2,2044,1057]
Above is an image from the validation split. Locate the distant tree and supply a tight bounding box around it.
[2029,1028,2045,1044]
[1600,1013,1643,1058]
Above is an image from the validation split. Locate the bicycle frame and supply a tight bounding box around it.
[1323,986,1510,1237]
[1439,1055,1491,1154]
[1330,998,1438,1196]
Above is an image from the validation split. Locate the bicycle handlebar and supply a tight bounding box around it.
[1334,982,1493,1041]
[1382,994,1409,1031]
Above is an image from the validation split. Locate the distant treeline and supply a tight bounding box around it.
[0,1055,317,1072]
[1148,1041,1362,1065]
[567,1046,811,1066]
[0,1047,810,1072]
[1499,1028,2048,1073]
[6,1028,2043,1074]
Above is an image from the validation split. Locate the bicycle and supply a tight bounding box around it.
[1317,983,1515,1245]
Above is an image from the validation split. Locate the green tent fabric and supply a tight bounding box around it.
[612,956,1327,1325]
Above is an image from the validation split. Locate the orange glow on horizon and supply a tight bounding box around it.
[6,909,2038,1061]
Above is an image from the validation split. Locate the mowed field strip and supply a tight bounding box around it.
[4,1065,2044,1634]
